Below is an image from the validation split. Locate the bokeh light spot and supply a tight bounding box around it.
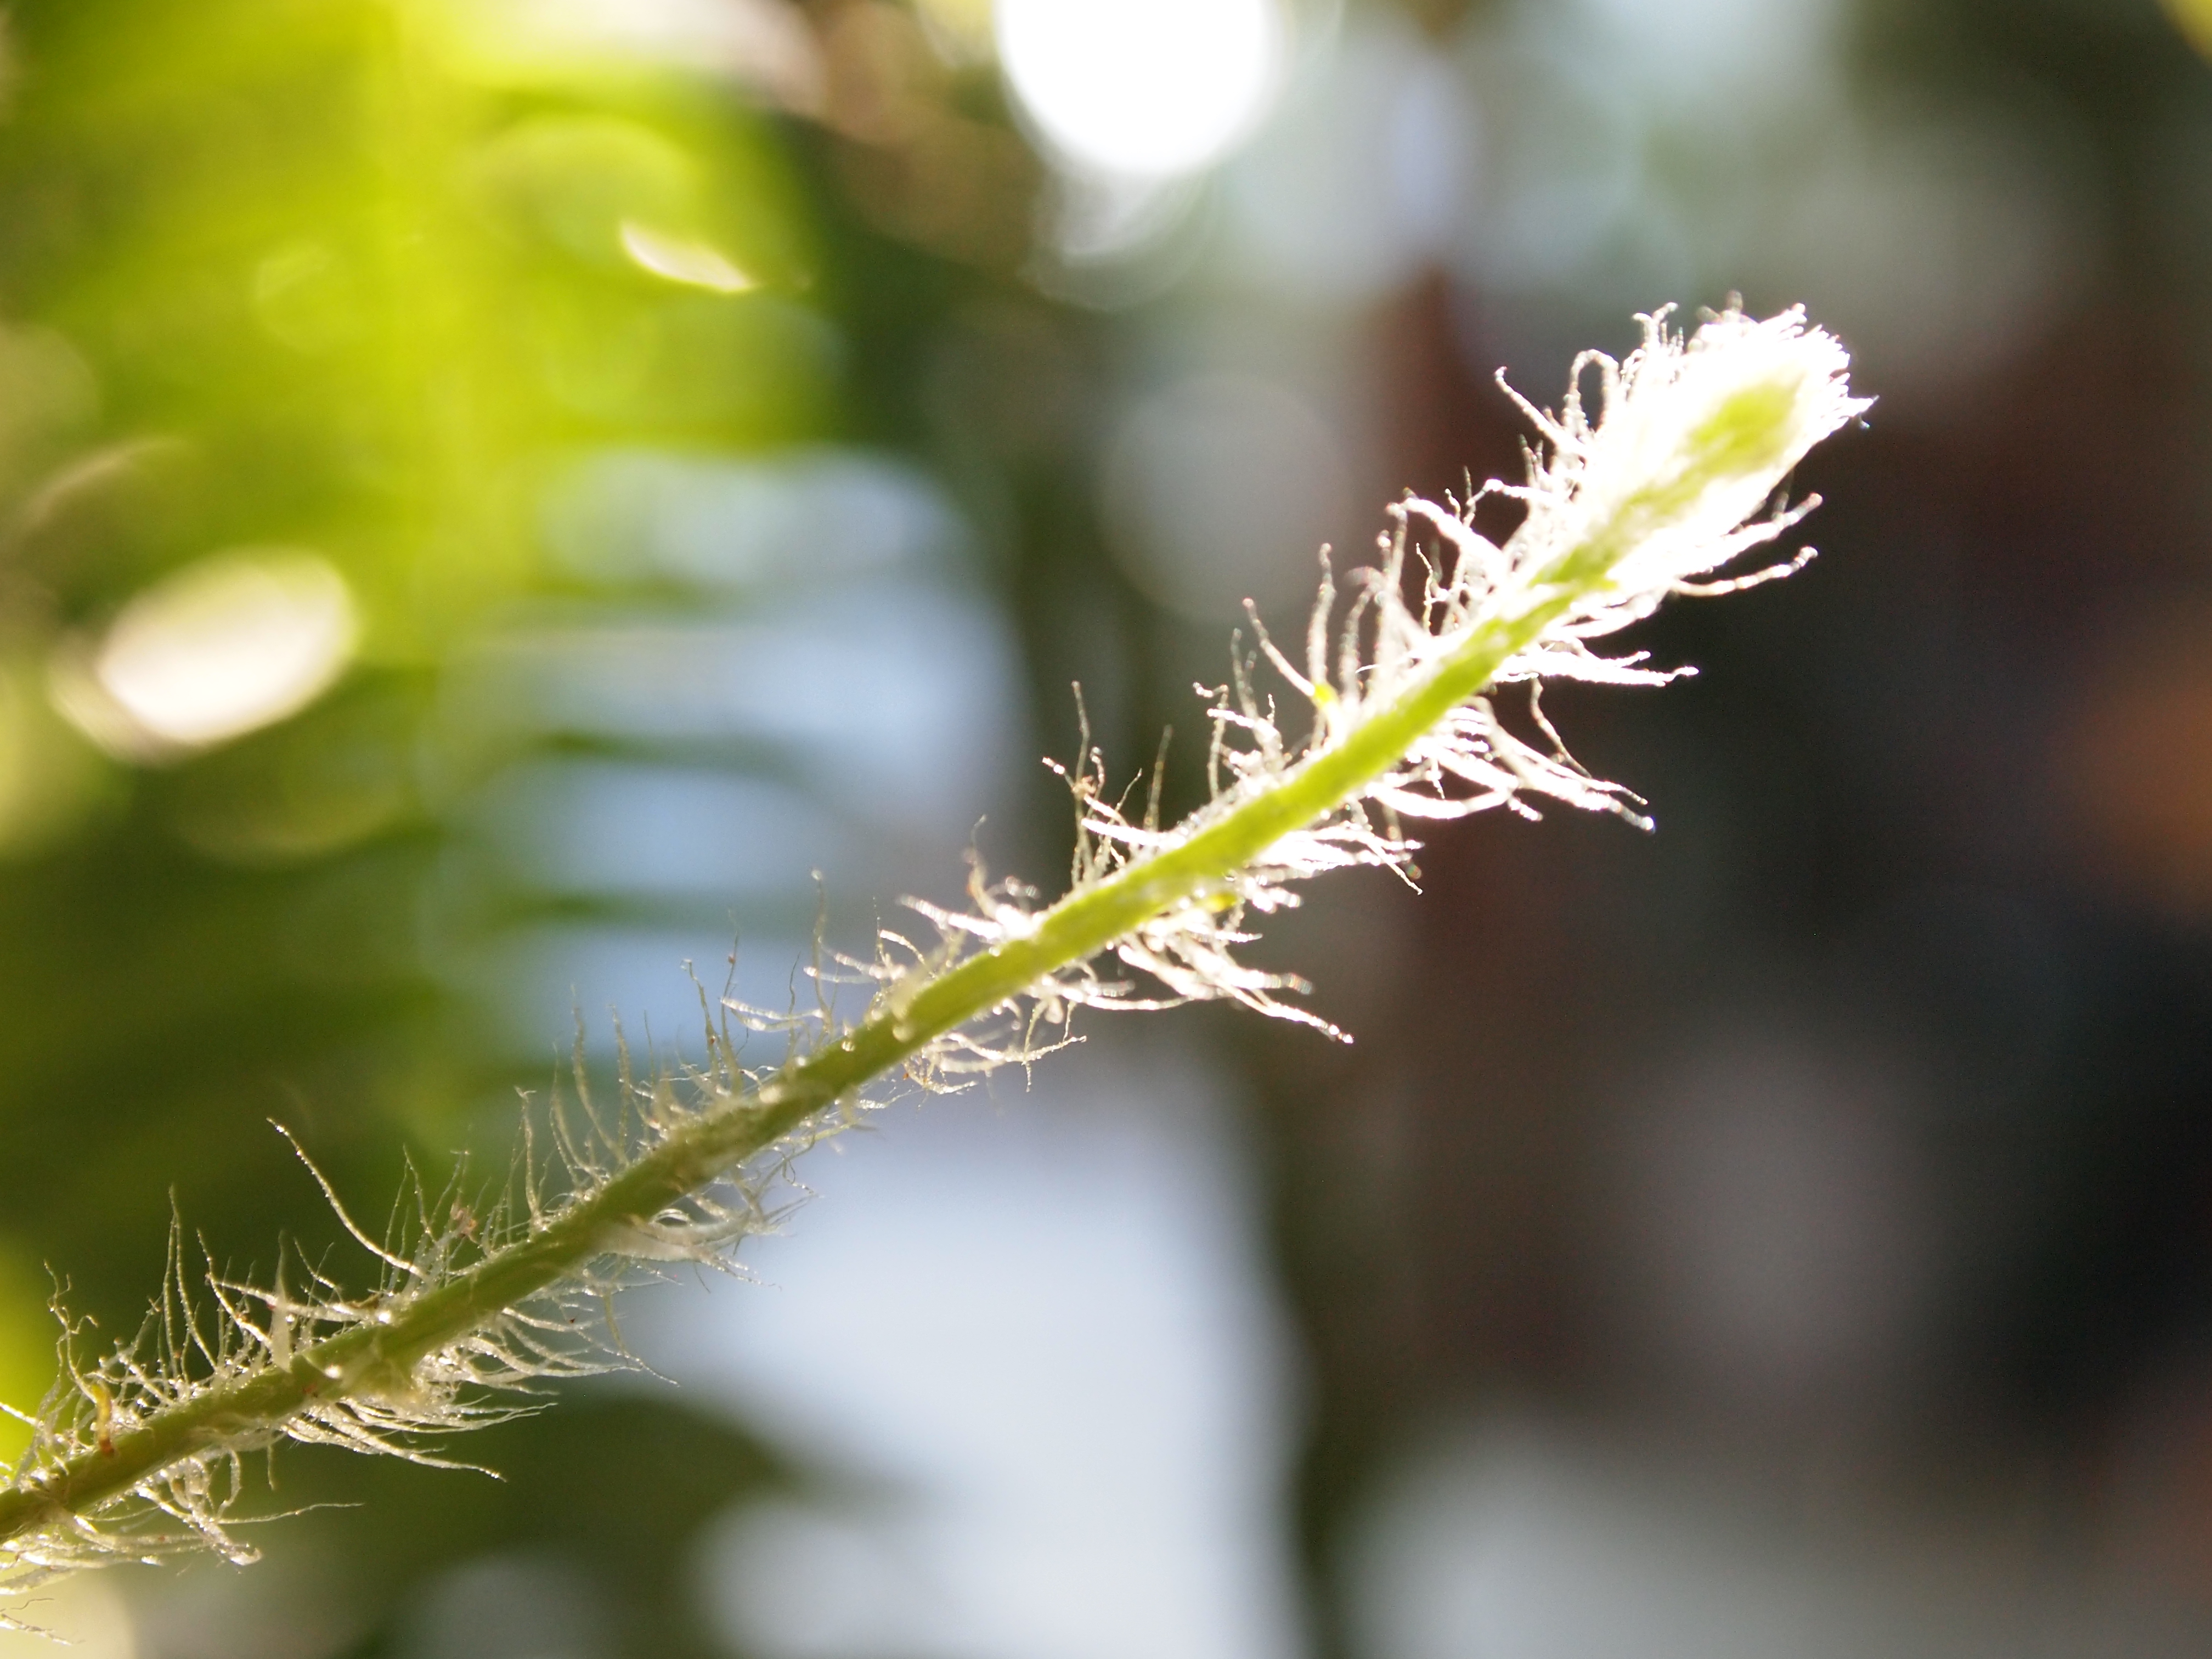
[1103,373,1352,622]
[620,221,755,292]
[995,0,1286,179]
[62,551,357,757]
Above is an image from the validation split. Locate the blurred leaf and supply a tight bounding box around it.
[2166,0,2212,60]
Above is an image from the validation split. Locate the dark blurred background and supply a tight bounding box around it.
[3,1,2212,1655]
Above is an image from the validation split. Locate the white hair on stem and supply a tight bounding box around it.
[0,303,1863,1615]
[896,301,1865,1042]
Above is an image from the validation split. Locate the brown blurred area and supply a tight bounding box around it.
[1237,6,2212,1647]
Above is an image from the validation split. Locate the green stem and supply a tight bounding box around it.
[0,580,1579,1550]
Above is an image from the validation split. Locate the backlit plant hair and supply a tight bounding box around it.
[0,303,1864,1619]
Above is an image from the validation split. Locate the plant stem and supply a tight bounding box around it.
[0,582,1575,1549]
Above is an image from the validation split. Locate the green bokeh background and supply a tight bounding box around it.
[0,5,978,1649]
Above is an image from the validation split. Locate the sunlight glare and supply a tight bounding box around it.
[84,551,357,752]
[995,0,1286,179]
[620,221,755,292]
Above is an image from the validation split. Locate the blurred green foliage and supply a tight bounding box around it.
[0,2,1015,1645]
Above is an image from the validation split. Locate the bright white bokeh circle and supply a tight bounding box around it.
[995,0,1288,180]
[94,550,356,749]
